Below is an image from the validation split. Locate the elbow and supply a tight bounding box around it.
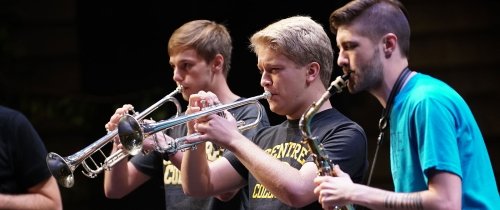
[104,187,126,199]
[277,191,313,208]
[105,192,125,199]
[214,190,239,202]
[52,197,63,210]
[182,185,206,197]
[182,186,194,196]
[433,200,461,210]
[284,197,312,208]
[181,183,197,197]
[54,202,63,210]
[425,191,461,210]
[181,181,214,198]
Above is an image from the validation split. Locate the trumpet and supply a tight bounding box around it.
[117,91,271,154]
[46,86,182,188]
[299,73,354,210]
[155,101,265,155]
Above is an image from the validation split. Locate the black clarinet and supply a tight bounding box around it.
[299,73,354,210]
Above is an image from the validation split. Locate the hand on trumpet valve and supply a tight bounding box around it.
[143,131,175,153]
[189,91,221,110]
[185,91,221,133]
[187,110,237,148]
[106,104,134,132]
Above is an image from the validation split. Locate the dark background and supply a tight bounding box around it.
[1,0,499,209]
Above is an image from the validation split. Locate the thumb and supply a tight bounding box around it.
[333,164,348,177]
[313,175,327,185]
[224,110,236,122]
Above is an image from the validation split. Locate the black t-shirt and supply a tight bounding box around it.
[131,98,270,210]
[0,106,51,193]
[225,108,368,210]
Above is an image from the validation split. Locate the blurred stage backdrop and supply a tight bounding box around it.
[1,0,499,209]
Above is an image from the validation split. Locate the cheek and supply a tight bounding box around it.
[348,53,363,69]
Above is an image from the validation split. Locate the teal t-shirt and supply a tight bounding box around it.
[389,73,499,209]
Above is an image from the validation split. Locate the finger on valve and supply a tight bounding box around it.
[112,135,123,149]
[105,122,118,132]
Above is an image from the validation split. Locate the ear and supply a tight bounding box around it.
[382,33,398,59]
[211,54,224,73]
[305,62,320,84]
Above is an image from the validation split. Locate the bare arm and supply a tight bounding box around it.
[103,143,151,198]
[227,134,320,207]
[314,166,462,210]
[181,141,246,197]
[0,177,62,210]
[184,112,319,207]
[103,104,150,198]
[180,95,246,197]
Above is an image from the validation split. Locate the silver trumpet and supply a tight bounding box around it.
[46,86,182,188]
[117,91,271,154]
[155,107,260,155]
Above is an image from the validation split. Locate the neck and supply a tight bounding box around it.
[286,82,332,120]
[208,77,239,104]
[371,60,409,108]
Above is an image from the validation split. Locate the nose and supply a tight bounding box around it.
[337,50,348,68]
[260,72,272,88]
[172,68,183,83]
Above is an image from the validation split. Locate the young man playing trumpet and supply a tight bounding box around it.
[180,16,368,209]
[103,19,269,210]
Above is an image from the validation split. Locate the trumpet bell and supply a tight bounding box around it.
[46,152,75,188]
[44,86,183,188]
[118,115,144,155]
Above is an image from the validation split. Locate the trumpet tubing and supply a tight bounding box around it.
[46,86,182,188]
[159,107,263,155]
[118,91,271,154]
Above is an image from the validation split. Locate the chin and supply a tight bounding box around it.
[181,92,190,101]
[269,104,285,116]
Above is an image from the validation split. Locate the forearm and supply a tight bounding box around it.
[351,184,452,210]
[0,193,61,210]
[103,146,132,198]
[228,137,316,207]
[167,151,183,169]
[181,142,212,196]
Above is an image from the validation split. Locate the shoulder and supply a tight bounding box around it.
[0,106,29,130]
[311,109,367,142]
[252,122,285,139]
[403,73,466,110]
[316,109,364,130]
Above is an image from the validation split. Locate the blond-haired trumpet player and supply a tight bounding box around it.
[103,19,269,210]
[179,16,368,210]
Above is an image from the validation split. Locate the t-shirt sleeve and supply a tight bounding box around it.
[222,150,248,180]
[12,112,52,189]
[307,119,368,183]
[412,97,462,179]
[130,151,163,177]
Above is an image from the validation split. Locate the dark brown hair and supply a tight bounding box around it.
[330,0,410,57]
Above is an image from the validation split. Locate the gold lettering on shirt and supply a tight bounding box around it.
[264,142,309,165]
[252,184,276,198]
[250,142,310,199]
[164,163,181,185]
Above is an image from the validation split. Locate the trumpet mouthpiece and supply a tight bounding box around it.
[263,91,272,99]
